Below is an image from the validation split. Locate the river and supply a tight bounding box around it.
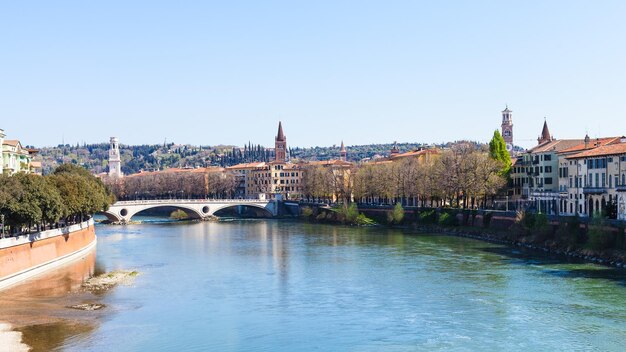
[1,219,626,351]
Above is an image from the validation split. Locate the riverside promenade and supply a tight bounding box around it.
[0,219,96,290]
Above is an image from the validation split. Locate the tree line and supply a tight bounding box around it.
[102,170,238,200]
[300,142,508,209]
[0,164,114,236]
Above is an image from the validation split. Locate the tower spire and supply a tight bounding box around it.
[538,118,552,145]
[274,121,287,162]
[276,121,286,141]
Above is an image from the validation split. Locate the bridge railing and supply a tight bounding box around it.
[113,199,270,205]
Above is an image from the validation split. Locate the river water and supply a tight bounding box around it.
[2,219,626,351]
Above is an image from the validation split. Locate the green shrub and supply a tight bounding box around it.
[419,209,437,224]
[301,206,313,218]
[587,226,614,251]
[586,214,615,251]
[394,203,405,222]
[170,209,189,220]
[555,216,584,247]
[438,212,458,226]
[345,204,359,223]
[355,213,376,226]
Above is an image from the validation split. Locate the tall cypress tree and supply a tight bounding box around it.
[489,130,512,175]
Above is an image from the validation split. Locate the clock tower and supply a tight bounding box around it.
[501,106,514,153]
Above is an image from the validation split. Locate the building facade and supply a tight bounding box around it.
[228,122,304,200]
[1,129,38,175]
[509,120,584,213]
[559,138,626,220]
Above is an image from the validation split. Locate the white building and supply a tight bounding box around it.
[560,137,626,220]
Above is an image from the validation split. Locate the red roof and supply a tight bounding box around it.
[558,137,621,154]
[307,159,353,167]
[567,142,626,159]
[389,148,440,160]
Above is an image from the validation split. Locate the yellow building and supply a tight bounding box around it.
[1,130,38,175]
[227,123,305,200]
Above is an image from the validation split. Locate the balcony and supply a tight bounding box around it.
[617,185,626,192]
[583,187,607,195]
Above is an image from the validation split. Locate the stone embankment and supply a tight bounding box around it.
[424,226,626,269]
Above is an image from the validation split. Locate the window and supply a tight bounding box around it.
[602,173,606,187]
[545,177,553,185]
[545,166,552,173]
[544,154,552,161]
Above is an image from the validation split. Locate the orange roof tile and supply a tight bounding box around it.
[528,139,585,153]
[558,137,621,154]
[307,159,353,167]
[226,162,267,170]
[566,142,626,159]
[390,148,440,159]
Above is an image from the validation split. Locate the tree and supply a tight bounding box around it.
[488,130,512,175]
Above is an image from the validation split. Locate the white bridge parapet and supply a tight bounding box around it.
[103,199,276,223]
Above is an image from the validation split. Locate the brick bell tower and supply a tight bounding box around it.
[501,105,514,153]
[275,121,287,162]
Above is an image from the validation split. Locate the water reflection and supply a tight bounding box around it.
[3,220,626,351]
[0,249,100,350]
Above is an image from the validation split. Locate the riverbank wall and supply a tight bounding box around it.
[298,203,626,267]
[0,220,96,290]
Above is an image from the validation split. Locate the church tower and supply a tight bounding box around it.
[108,137,123,178]
[339,141,347,161]
[537,118,553,145]
[501,106,514,152]
[275,122,287,162]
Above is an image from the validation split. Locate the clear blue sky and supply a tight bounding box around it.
[2,1,625,149]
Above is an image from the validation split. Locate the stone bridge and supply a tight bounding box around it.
[101,199,277,223]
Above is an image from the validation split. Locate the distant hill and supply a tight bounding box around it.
[35,140,490,175]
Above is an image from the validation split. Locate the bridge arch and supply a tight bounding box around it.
[211,204,274,218]
[130,204,205,221]
[105,204,206,223]
[98,211,122,223]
